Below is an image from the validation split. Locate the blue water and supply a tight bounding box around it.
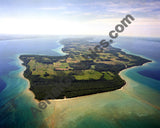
[0,37,63,128]
[112,37,160,91]
[0,36,160,128]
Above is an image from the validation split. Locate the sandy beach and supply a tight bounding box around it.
[18,55,40,104]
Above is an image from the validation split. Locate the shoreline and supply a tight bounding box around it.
[16,39,66,103]
[118,60,153,90]
[17,55,40,103]
[52,40,68,56]
[16,38,67,103]
[112,43,154,62]
[119,57,153,78]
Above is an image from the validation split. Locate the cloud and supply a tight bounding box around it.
[0,0,159,37]
[77,0,160,18]
[39,7,66,10]
[63,11,77,14]
[106,1,160,16]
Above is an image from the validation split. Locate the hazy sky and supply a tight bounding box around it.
[0,0,160,37]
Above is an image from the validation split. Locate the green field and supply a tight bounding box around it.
[74,70,103,80]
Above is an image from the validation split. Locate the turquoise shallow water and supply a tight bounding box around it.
[0,36,160,128]
[0,37,63,128]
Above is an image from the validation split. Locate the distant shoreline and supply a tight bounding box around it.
[0,37,41,41]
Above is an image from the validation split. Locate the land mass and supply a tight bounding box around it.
[19,38,151,100]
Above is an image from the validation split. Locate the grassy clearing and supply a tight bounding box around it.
[28,60,55,77]
[74,70,102,80]
[103,71,114,80]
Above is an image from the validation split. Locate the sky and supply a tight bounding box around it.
[0,0,160,37]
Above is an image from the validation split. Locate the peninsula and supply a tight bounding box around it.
[19,38,151,100]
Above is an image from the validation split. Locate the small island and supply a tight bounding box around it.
[19,38,151,100]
